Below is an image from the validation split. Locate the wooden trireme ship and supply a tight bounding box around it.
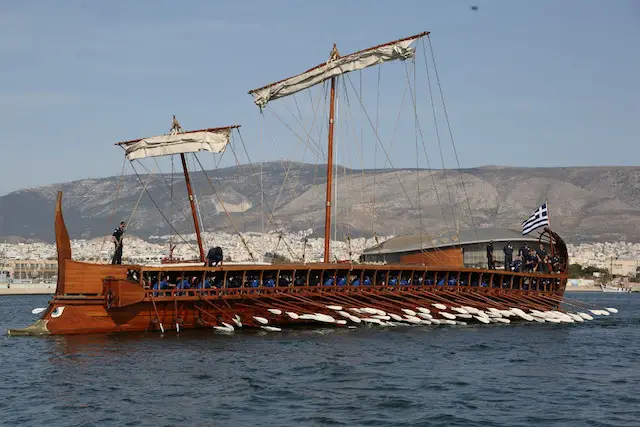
[12,31,610,336]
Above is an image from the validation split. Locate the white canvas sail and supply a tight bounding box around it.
[124,128,231,160]
[250,34,425,108]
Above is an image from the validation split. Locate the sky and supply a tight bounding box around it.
[0,0,638,196]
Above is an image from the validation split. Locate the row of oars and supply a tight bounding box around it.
[207,294,620,333]
[28,291,619,335]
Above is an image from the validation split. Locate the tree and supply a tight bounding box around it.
[568,263,582,279]
[264,252,290,264]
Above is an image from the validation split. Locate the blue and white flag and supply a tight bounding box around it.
[522,203,549,235]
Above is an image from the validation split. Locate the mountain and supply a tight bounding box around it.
[1,162,639,244]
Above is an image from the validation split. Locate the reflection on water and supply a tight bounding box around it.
[1,293,639,427]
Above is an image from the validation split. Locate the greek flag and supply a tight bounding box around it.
[522,203,549,235]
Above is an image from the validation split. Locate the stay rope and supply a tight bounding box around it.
[402,59,454,251]
[416,43,456,240]
[96,156,127,261]
[192,149,256,262]
[234,128,300,261]
[343,73,440,252]
[426,35,480,243]
[129,161,200,255]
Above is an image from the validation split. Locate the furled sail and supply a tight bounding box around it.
[249,32,428,108]
[121,127,233,161]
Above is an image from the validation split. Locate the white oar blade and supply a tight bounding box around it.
[31,307,47,315]
[253,316,269,324]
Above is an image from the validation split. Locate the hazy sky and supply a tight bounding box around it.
[0,0,638,196]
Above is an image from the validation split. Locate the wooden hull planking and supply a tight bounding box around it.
[7,192,570,336]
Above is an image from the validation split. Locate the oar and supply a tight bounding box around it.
[31,307,47,315]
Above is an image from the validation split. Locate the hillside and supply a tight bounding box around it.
[1,162,639,243]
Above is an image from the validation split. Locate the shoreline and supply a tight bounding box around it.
[1,283,634,295]
[0,284,55,295]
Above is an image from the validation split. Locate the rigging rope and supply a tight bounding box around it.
[186,153,210,236]
[415,46,456,240]
[411,59,425,259]
[358,69,366,227]
[372,66,381,241]
[192,151,256,262]
[269,86,325,219]
[426,35,480,243]
[96,156,128,261]
[403,59,454,245]
[343,77,416,214]
[267,107,324,160]
[120,169,157,259]
[344,70,440,253]
[129,161,200,255]
[131,160,195,226]
[234,128,300,261]
[169,156,175,258]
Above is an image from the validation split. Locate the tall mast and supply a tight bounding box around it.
[324,44,340,263]
[180,153,205,262]
[248,33,429,263]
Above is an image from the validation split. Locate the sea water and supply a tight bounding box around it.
[0,293,638,427]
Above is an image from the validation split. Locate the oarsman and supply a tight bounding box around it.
[111,221,126,265]
[503,241,514,270]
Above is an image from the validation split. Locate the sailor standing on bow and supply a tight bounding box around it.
[111,221,126,265]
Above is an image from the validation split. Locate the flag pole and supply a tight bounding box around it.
[547,199,555,257]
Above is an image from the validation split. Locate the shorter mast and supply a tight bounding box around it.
[116,117,240,264]
[180,153,205,262]
[171,116,205,263]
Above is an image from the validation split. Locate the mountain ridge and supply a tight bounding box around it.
[1,162,639,244]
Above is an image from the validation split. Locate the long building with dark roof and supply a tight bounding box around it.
[360,228,552,269]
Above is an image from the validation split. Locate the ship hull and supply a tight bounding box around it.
[8,192,570,336]
[10,273,567,336]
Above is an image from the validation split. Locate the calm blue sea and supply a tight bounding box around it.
[1,293,638,427]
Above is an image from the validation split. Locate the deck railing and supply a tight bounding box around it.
[140,266,566,301]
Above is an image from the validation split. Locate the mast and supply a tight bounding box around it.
[248,33,429,263]
[324,68,337,263]
[180,153,205,262]
[116,118,239,263]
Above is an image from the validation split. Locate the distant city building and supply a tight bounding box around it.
[0,259,57,282]
[610,258,640,277]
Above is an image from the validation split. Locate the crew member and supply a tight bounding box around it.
[486,240,495,270]
[536,244,548,273]
[111,221,126,265]
[206,246,224,267]
[503,241,514,270]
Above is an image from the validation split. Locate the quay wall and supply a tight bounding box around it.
[0,283,55,295]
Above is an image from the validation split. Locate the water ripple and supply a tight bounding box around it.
[1,294,639,426]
